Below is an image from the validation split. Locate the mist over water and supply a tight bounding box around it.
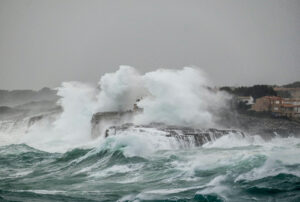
[0,66,227,152]
[0,66,299,201]
[94,66,227,127]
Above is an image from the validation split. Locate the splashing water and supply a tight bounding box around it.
[0,66,299,201]
[0,66,229,152]
[0,134,299,201]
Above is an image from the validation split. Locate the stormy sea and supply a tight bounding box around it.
[0,66,299,202]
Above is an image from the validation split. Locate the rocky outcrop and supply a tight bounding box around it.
[219,112,300,138]
[105,123,245,147]
[92,108,300,143]
[91,110,139,137]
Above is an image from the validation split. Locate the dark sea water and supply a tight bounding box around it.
[0,134,299,202]
[0,66,299,201]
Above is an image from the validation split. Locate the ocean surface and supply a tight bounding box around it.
[1,67,300,201]
[1,133,299,202]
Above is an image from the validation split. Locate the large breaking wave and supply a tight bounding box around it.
[0,66,299,201]
[0,136,299,201]
[0,66,229,152]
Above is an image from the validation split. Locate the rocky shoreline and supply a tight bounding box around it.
[218,112,300,138]
[91,110,300,146]
[105,123,245,146]
[1,105,299,145]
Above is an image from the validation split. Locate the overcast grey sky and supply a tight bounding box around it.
[0,0,299,90]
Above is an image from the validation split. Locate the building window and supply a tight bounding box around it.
[274,107,278,111]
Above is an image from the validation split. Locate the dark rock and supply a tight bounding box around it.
[105,123,245,147]
[230,113,300,138]
[91,110,138,137]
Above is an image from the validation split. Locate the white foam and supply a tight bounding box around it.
[134,67,228,127]
[203,133,265,148]
[99,127,180,157]
[96,65,147,112]
[196,175,229,199]
[1,66,228,152]
[88,164,143,178]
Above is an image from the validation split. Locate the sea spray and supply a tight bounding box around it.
[0,66,299,201]
[13,82,99,152]
[134,67,228,127]
[0,66,230,152]
[53,82,97,142]
[94,66,228,127]
[96,65,147,112]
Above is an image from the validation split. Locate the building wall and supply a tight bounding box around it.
[251,97,269,111]
[251,96,282,112]
[251,96,300,118]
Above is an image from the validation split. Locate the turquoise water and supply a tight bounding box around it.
[0,134,299,202]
